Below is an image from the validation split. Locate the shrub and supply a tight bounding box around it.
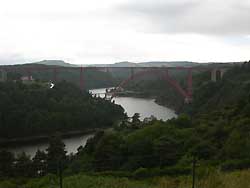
[221,159,250,171]
[133,168,151,179]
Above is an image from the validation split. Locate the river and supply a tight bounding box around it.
[7,88,177,157]
[89,88,177,121]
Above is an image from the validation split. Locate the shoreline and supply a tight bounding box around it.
[0,129,99,147]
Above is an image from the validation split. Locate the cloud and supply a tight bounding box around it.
[118,0,250,35]
[0,53,29,65]
[0,0,249,65]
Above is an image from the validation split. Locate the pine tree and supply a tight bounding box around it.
[46,134,67,174]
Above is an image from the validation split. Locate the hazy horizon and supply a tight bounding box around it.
[0,59,244,66]
[0,0,249,65]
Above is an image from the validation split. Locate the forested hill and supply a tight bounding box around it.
[0,81,125,140]
[189,62,250,115]
[33,60,78,67]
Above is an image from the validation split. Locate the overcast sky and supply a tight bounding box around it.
[0,0,250,65]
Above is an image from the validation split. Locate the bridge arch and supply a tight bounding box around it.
[113,68,192,102]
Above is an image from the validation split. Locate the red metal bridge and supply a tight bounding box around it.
[0,65,227,102]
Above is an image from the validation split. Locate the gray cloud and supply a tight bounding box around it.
[118,0,250,35]
[0,54,29,65]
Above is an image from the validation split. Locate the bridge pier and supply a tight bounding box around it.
[130,67,134,80]
[80,67,84,90]
[53,68,58,82]
[211,69,227,82]
[26,69,32,81]
[0,69,7,82]
[187,69,193,98]
[184,97,193,104]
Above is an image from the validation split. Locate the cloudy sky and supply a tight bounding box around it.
[0,0,250,65]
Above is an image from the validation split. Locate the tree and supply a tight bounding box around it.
[46,135,67,174]
[84,131,104,154]
[132,113,140,127]
[14,152,33,177]
[32,150,47,177]
[154,136,181,167]
[0,150,14,177]
[93,133,124,171]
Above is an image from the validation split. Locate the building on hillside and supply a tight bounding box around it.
[20,75,34,83]
[0,70,7,82]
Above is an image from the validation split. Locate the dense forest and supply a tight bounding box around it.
[0,81,125,140]
[187,62,250,115]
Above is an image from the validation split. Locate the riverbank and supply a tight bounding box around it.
[154,96,184,114]
[0,129,99,147]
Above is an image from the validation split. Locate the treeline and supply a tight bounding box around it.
[0,135,68,178]
[0,81,125,139]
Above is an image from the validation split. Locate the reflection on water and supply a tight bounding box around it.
[89,88,177,121]
[114,97,176,121]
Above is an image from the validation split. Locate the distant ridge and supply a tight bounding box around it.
[26,60,236,68]
[138,61,198,67]
[30,60,199,68]
[33,60,79,67]
[89,61,199,67]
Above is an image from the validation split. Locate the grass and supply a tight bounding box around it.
[2,169,250,188]
[154,169,250,188]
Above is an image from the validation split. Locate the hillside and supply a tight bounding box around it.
[188,62,250,115]
[32,60,78,67]
[29,60,199,68]
[89,61,199,67]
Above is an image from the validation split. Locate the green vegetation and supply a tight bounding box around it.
[0,81,124,139]
[65,62,250,181]
[1,63,250,187]
[188,63,250,115]
[71,88,250,173]
[2,169,250,188]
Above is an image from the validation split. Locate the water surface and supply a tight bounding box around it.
[90,88,177,121]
